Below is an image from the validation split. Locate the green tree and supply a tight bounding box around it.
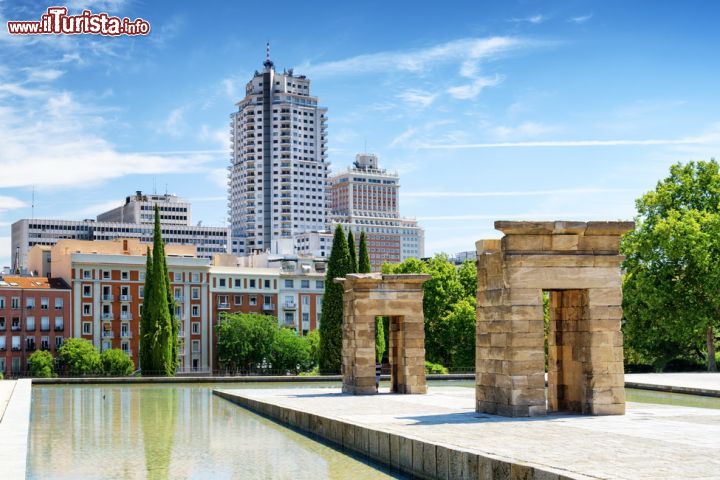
[28,350,55,378]
[216,313,276,371]
[101,349,135,376]
[139,247,154,371]
[319,224,353,373]
[359,231,371,274]
[347,230,358,273]
[140,206,175,376]
[623,159,720,371]
[271,328,312,373]
[383,254,469,365]
[439,298,476,370]
[458,259,477,298]
[375,317,386,363]
[305,329,321,367]
[58,338,101,376]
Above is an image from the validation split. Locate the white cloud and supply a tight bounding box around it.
[510,14,547,24]
[404,188,635,198]
[419,124,720,149]
[160,107,187,136]
[0,196,26,213]
[297,36,530,77]
[397,89,438,108]
[24,68,65,82]
[569,14,593,24]
[206,168,229,189]
[447,74,504,100]
[389,127,418,148]
[489,121,559,139]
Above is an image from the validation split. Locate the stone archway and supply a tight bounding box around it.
[475,221,634,417]
[335,273,431,395]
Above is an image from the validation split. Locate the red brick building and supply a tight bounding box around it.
[0,275,71,376]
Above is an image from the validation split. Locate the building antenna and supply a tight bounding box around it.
[153,176,157,195]
[165,183,168,196]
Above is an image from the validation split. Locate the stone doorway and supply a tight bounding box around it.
[476,221,633,417]
[335,274,431,395]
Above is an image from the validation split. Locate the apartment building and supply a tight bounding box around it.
[0,275,71,376]
[30,239,212,373]
[97,191,192,225]
[228,52,329,255]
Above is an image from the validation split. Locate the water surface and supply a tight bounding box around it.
[28,383,403,479]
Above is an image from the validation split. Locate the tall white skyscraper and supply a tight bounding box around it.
[228,49,329,255]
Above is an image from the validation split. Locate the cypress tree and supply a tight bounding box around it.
[358,231,371,273]
[319,224,352,373]
[347,230,358,273]
[139,247,154,372]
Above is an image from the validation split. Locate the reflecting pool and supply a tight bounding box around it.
[28,384,404,479]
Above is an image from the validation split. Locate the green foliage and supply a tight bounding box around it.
[622,160,720,371]
[375,317,386,363]
[28,350,55,378]
[347,230,358,273]
[305,329,321,367]
[383,254,475,367]
[271,328,312,373]
[58,338,101,376]
[319,224,353,373]
[101,349,135,376]
[139,206,176,376]
[424,361,448,374]
[358,232,371,274]
[216,313,277,371]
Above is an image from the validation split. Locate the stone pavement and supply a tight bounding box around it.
[625,372,720,396]
[217,386,720,479]
[0,379,32,479]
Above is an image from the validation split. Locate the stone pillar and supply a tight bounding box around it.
[336,274,430,395]
[476,221,633,417]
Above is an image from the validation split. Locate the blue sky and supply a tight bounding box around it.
[1,0,720,267]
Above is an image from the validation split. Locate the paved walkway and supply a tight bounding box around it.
[0,380,15,421]
[625,372,720,396]
[218,386,720,479]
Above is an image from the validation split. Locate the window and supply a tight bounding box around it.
[83,270,92,279]
[55,317,64,331]
[284,279,294,288]
[191,340,200,353]
[191,287,200,300]
[11,317,20,331]
[284,312,294,325]
[120,286,130,300]
[26,316,35,331]
[41,317,50,331]
[0,298,4,309]
[264,279,271,289]
[11,297,20,309]
[82,322,92,335]
[40,297,49,310]
[83,304,92,316]
[219,278,226,287]
[121,271,129,280]
[174,272,182,282]
[0,317,5,330]
[234,295,242,305]
[82,285,92,297]
[55,336,64,349]
[102,270,110,279]
[302,295,310,306]
[139,286,144,299]
[174,305,182,319]
[302,312,309,323]
[249,279,256,288]
[316,280,324,289]
[234,279,242,288]
[55,298,64,310]
[41,336,49,350]
[264,295,272,306]
[174,287,182,301]
[191,273,200,283]
[249,295,257,306]
[192,322,200,334]
[192,305,200,317]
[139,271,146,281]
[12,336,20,351]
[139,304,143,316]
[301,280,310,289]
[26,297,35,309]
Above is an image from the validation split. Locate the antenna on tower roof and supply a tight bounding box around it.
[263,41,274,69]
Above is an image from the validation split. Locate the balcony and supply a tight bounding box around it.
[102,294,114,301]
[101,313,114,321]
[283,301,297,310]
[11,346,21,352]
[11,326,21,332]
[263,303,275,311]
[120,314,133,321]
[174,295,185,302]
[54,325,64,332]
[178,330,185,337]
[102,331,115,339]
[217,303,230,310]
[120,331,132,338]
[119,295,132,302]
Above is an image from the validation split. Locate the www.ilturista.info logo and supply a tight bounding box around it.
[7,7,150,36]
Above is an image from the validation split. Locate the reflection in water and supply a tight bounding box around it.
[28,384,402,479]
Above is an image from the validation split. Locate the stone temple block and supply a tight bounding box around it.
[335,273,431,395]
[475,220,634,417]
